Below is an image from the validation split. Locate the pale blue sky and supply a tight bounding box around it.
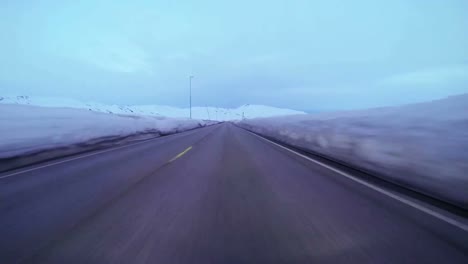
[1,0,467,111]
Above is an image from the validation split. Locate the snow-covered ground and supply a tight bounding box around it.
[0,94,303,170]
[238,94,468,208]
[0,96,305,121]
[0,103,209,159]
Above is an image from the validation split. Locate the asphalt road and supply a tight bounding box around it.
[1,123,467,264]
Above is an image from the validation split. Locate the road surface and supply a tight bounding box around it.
[1,123,467,263]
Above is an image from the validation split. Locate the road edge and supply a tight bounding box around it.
[235,124,468,228]
[0,123,220,174]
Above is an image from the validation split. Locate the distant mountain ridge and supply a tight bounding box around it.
[0,95,306,121]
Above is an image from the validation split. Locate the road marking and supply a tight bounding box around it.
[248,131,468,232]
[168,146,193,163]
[0,136,164,180]
[0,125,216,180]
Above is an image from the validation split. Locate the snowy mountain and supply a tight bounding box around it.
[0,95,305,121]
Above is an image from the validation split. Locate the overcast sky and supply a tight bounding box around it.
[1,0,467,111]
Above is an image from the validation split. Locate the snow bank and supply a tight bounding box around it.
[0,104,209,159]
[238,94,468,208]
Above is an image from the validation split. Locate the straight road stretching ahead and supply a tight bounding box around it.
[1,123,467,263]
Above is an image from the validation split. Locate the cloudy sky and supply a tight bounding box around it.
[1,0,467,111]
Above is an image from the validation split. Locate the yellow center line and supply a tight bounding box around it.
[168,146,193,163]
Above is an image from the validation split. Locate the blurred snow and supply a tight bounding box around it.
[239,94,468,208]
[0,95,305,121]
[0,104,209,158]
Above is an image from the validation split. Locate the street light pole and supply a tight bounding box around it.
[189,75,194,119]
